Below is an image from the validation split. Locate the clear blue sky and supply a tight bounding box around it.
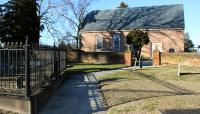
[1,0,200,46]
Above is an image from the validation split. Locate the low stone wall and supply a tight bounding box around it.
[0,96,30,114]
[67,51,78,63]
[0,79,63,114]
[161,52,200,66]
[66,51,132,65]
[81,52,124,64]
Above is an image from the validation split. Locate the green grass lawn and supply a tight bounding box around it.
[97,65,200,114]
[65,63,127,76]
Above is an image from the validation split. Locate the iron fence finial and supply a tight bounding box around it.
[25,36,29,46]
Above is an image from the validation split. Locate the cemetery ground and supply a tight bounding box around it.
[97,65,200,114]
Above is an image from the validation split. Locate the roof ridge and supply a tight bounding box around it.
[91,4,183,12]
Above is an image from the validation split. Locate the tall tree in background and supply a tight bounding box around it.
[184,32,194,52]
[117,2,128,8]
[37,0,61,43]
[0,0,39,44]
[61,0,93,50]
[127,29,150,59]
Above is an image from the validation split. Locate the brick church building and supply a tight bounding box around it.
[80,4,185,58]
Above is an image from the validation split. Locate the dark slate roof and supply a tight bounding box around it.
[81,4,184,31]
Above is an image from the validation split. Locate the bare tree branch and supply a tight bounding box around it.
[60,0,93,49]
[62,14,79,29]
[37,0,62,43]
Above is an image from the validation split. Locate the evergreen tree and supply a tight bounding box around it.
[127,29,150,59]
[0,0,39,44]
[184,33,194,52]
[117,2,128,8]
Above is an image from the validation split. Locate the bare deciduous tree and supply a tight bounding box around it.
[61,0,93,50]
[37,0,62,43]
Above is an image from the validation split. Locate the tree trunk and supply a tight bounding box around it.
[76,31,81,63]
[137,48,142,60]
[76,38,79,50]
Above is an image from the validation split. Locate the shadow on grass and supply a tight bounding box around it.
[104,88,194,107]
[161,109,200,114]
[103,89,182,95]
[99,78,126,83]
[71,63,124,65]
[66,66,127,76]
[180,72,200,76]
[135,67,175,71]
[101,70,199,107]
[132,70,197,94]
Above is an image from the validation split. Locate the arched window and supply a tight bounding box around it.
[96,34,103,51]
[113,33,121,51]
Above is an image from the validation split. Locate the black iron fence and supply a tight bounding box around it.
[0,42,67,97]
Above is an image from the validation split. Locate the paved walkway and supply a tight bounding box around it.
[39,73,107,114]
[39,64,153,114]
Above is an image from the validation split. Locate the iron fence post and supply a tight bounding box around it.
[25,37,30,98]
[53,43,57,78]
[58,46,60,78]
[65,50,68,68]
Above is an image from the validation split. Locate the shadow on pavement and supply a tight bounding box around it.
[161,109,200,114]
[39,73,106,114]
